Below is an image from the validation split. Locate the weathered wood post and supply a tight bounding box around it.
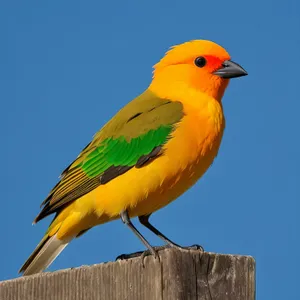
[0,249,255,300]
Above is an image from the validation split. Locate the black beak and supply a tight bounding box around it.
[213,60,248,79]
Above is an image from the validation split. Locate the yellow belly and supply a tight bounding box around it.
[54,98,225,239]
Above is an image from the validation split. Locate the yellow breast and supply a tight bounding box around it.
[129,92,225,216]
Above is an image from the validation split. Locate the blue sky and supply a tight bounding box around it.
[0,0,299,298]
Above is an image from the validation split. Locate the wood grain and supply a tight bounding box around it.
[0,249,255,300]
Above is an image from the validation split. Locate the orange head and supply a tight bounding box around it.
[149,40,247,101]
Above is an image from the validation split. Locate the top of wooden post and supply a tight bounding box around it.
[0,249,255,300]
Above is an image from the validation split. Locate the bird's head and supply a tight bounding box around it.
[150,40,247,101]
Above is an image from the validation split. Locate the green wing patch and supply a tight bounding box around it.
[81,125,172,178]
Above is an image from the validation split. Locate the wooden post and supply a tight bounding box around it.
[0,249,255,300]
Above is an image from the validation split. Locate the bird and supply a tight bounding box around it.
[19,39,247,276]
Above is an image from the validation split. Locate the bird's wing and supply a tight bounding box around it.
[34,90,183,222]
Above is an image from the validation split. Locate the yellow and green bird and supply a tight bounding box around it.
[20,40,247,275]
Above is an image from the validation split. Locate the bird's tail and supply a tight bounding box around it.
[19,234,71,276]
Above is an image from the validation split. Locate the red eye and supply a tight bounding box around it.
[194,56,207,68]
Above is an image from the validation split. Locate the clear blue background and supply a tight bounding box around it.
[0,1,299,298]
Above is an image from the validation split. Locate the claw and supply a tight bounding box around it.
[116,244,204,266]
[116,250,145,261]
[116,245,171,266]
[181,244,204,251]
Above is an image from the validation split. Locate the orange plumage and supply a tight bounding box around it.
[20,40,247,275]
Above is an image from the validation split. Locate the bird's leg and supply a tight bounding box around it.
[139,214,204,251]
[118,210,158,260]
[139,214,181,248]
